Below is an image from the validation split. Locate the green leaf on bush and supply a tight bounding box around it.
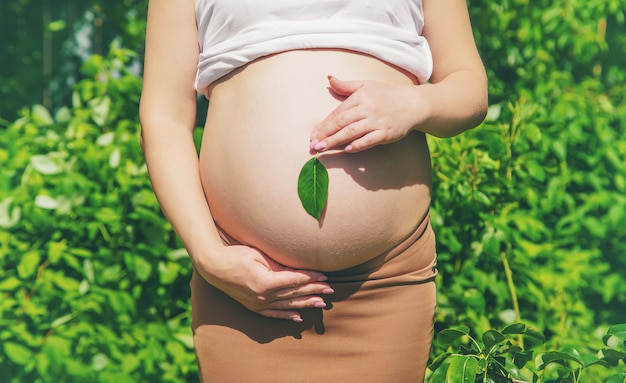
[92,353,109,371]
[133,256,153,282]
[48,241,68,264]
[604,324,626,346]
[437,326,470,348]
[297,155,329,221]
[0,197,21,228]
[32,104,54,125]
[483,329,507,349]
[159,261,181,285]
[513,350,534,369]
[526,160,546,182]
[599,348,626,366]
[51,313,76,329]
[501,323,527,336]
[429,361,449,383]
[447,356,479,383]
[35,195,59,210]
[0,277,21,291]
[607,373,626,383]
[18,250,42,279]
[536,351,584,370]
[3,342,32,365]
[88,96,111,127]
[31,154,63,175]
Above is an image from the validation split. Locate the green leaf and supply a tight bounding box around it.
[446,356,479,383]
[88,96,111,127]
[0,277,21,291]
[297,155,329,221]
[167,248,189,261]
[48,241,68,265]
[47,20,66,32]
[35,195,59,210]
[599,348,626,365]
[526,160,546,182]
[603,324,626,346]
[3,342,32,365]
[133,256,153,282]
[92,353,109,371]
[607,373,626,383]
[96,132,115,146]
[428,352,452,372]
[18,250,41,279]
[31,154,63,175]
[52,273,80,291]
[429,361,449,383]
[32,104,54,125]
[109,148,121,168]
[437,326,470,348]
[501,323,527,336]
[51,313,76,329]
[482,330,507,349]
[513,350,534,369]
[159,261,181,285]
[536,351,583,370]
[0,197,21,228]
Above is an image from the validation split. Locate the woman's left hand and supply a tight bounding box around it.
[309,76,421,153]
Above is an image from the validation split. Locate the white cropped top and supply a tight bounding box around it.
[195,0,433,95]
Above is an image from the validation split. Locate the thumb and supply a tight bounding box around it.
[327,75,364,97]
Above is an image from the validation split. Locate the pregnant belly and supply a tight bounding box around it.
[199,50,432,271]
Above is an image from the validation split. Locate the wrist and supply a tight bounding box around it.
[407,84,434,133]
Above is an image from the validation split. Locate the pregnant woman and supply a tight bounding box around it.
[140,0,487,382]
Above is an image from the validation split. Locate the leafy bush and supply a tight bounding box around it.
[428,323,626,382]
[425,0,626,381]
[0,45,196,383]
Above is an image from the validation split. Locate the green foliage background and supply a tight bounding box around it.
[1,1,625,382]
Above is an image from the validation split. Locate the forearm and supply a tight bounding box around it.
[412,68,488,138]
[141,121,223,269]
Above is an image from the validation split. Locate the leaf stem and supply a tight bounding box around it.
[500,250,520,322]
[500,249,523,348]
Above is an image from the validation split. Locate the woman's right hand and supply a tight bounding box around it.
[196,244,334,322]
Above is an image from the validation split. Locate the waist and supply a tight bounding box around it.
[198,50,432,271]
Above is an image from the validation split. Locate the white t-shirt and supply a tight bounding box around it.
[195,0,433,95]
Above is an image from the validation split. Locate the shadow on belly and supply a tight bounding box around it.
[316,132,430,192]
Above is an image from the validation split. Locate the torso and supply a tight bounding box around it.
[199,50,432,271]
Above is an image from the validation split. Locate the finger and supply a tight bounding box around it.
[265,269,329,291]
[314,119,373,152]
[269,295,328,310]
[273,282,335,299]
[327,75,364,97]
[259,309,304,322]
[344,130,388,153]
[310,104,363,147]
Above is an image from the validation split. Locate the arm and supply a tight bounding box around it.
[309,0,488,153]
[140,0,332,321]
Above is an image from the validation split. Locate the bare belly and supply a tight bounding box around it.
[199,50,432,271]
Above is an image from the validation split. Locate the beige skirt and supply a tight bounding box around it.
[191,213,438,383]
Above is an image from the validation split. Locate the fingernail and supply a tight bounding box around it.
[292,316,303,323]
[344,145,353,152]
[314,141,326,151]
[322,288,335,294]
[314,302,327,309]
[327,75,336,81]
[317,276,328,282]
